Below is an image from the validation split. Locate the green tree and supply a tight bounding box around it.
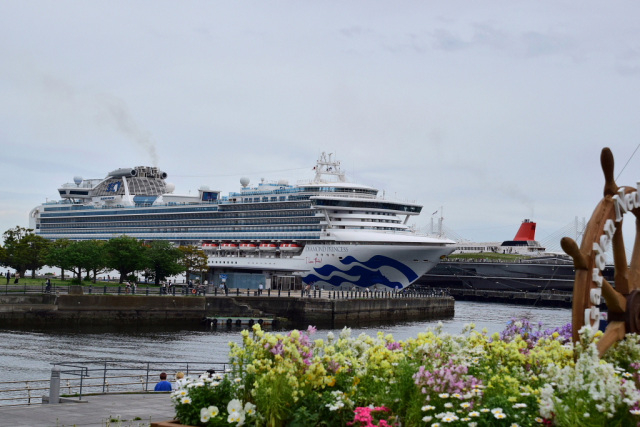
[61,240,107,282]
[146,241,185,285]
[23,234,51,278]
[44,239,73,280]
[178,245,208,283]
[1,226,50,278]
[104,235,147,283]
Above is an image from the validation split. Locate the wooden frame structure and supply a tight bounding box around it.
[561,147,640,356]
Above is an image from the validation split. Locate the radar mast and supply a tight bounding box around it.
[313,152,346,183]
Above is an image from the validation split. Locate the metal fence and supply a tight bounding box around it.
[0,360,228,407]
[1,283,451,300]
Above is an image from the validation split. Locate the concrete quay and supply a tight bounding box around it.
[0,292,454,329]
[0,393,175,427]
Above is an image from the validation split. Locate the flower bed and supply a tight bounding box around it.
[170,320,640,426]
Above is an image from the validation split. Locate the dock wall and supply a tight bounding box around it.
[0,294,454,329]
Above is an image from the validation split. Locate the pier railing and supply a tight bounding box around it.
[0,283,452,299]
[0,360,228,407]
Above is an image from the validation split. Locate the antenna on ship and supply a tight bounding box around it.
[429,206,444,237]
[313,152,346,183]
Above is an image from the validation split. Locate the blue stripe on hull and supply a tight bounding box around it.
[303,255,417,289]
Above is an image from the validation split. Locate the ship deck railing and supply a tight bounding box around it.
[0,360,228,407]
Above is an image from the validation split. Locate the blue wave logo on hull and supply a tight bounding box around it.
[303,255,417,289]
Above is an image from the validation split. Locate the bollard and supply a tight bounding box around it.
[49,366,61,404]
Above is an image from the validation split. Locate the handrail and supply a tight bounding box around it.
[0,360,228,407]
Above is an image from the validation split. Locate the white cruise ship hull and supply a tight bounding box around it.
[208,243,453,289]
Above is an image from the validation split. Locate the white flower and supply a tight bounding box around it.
[422,405,436,411]
[444,402,453,408]
[630,409,640,415]
[422,415,433,422]
[491,407,503,414]
[200,408,211,423]
[438,393,450,398]
[228,411,246,425]
[180,397,191,404]
[227,399,244,415]
[244,402,256,416]
[207,405,219,417]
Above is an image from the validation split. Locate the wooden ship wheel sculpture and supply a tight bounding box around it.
[561,147,640,356]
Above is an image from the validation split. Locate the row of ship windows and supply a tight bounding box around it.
[218,201,312,211]
[229,187,377,197]
[41,210,315,222]
[38,232,323,240]
[40,217,321,228]
[338,226,400,231]
[333,218,401,224]
[241,196,288,203]
[42,202,312,216]
[316,199,421,213]
[39,226,324,234]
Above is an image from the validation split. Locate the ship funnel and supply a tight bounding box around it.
[108,168,138,178]
[513,219,536,241]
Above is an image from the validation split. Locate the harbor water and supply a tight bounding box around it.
[0,301,571,384]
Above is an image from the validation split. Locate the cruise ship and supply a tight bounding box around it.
[29,153,455,290]
[416,219,614,292]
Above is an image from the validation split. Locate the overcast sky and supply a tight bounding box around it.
[2,1,640,247]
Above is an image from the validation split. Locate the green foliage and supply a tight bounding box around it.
[447,253,528,261]
[104,236,148,283]
[252,371,294,425]
[178,245,208,281]
[1,226,50,277]
[174,376,235,426]
[146,240,185,285]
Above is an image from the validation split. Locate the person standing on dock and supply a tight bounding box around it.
[154,372,172,391]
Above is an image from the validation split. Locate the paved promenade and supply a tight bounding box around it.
[0,393,175,427]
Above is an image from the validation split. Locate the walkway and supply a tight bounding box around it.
[0,393,175,427]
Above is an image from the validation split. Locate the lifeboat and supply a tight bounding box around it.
[201,243,219,250]
[220,243,238,250]
[259,243,277,251]
[239,243,258,251]
[279,243,302,252]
